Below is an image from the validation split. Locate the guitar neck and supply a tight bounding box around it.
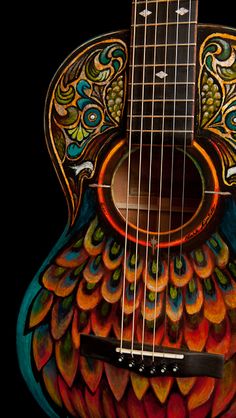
[128,0,199,146]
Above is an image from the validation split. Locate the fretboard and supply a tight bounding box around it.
[128,0,198,146]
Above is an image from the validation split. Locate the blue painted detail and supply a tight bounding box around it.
[76,80,92,110]
[206,55,213,70]
[67,142,83,158]
[219,197,236,255]
[168,287,182,312]
[213,114,222,124]
[185,279,197,306]
[101,125,110,132]
[17,280,59,418]
[84,108,102,127]
[225,109,236,131]
[73,188,97,233]
[174,255,186,276]
[64,249,80,262]
[16,189,96,418]
[106,276,120,293]
[207,233,222,255]
[61,273,78,287]
[146,293,159,309]
[203,278,217,302]
[90,256,101,274]
[77,79,91,96]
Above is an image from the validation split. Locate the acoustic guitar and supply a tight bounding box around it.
[17,0,236,416]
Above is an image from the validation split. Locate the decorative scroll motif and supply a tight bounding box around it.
[47,38,128,223]
[17,29,236,418]
[26,197,236,417]
[199,33,236,186]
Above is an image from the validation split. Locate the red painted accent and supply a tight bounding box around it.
[189,398,213,418]
[143,391,165,418]
[85,386,104,418]
[127,387,147,418]
[98,140,219,248]
[70,386,90,418]
[79,355,104,393]
[33,326,53,371]
[187,377,215,411]
[58,376,77,416]
[104,363,129,401]
[167,392,187,418]
[102,385,117,418]
[212,358,236,417]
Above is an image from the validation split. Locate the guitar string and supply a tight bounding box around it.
[165,0,181,345]
[131,0,149,357]
[141,0,160,360]
[179,0,197,264]
[152,0,171,361]
[121,0,196,358]
[120,0,138,354]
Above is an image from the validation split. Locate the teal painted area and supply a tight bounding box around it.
[225,110,236,131]
[220,197,236,255]
[67,142,83,158]
[17,268,61,418]
[185,283,198,306]
[169,287,182,312]
[16,189,96,417]
[84,108,102,127]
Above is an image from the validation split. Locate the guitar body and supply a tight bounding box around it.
[17,24,236,418]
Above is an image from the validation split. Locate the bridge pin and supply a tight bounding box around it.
[172,364,179,373]
[117,354,125,363]
[149,364,156,375]
[138,363,145,373]
[128,359,135,368]
[160,363,167,374]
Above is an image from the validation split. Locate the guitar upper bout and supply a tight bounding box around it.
[44,31,129,225]
[197,26,236,189]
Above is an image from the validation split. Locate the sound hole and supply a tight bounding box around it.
[112,146,202,233]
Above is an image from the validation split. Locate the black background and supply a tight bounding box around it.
[14,1,234,416]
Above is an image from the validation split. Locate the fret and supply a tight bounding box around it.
[130,43,196,48]
[128,130,194,133]
[131,21,198,27]
[128,130,194,147]
[128,0,198,146]
[127,116,194,132]
[132,63,196,67]
[129,81,195,85]
[133,1,184,3]
[128,115,195,118]
[129,83,195,101]
[135,1,197,25]
[131,45,195,65]
[128,99,195,102]
[134,24,196,45]
[128,100,194,116]
[130,57,196,84]
[132,64,195,84]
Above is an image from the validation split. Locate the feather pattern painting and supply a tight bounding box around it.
[17,0,236,416]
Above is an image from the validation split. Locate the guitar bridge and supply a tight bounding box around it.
[80,334,224,378]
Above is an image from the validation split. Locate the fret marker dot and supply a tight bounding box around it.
[156,71,168,79]
[176,7,189,16]
[139,9,152,18]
